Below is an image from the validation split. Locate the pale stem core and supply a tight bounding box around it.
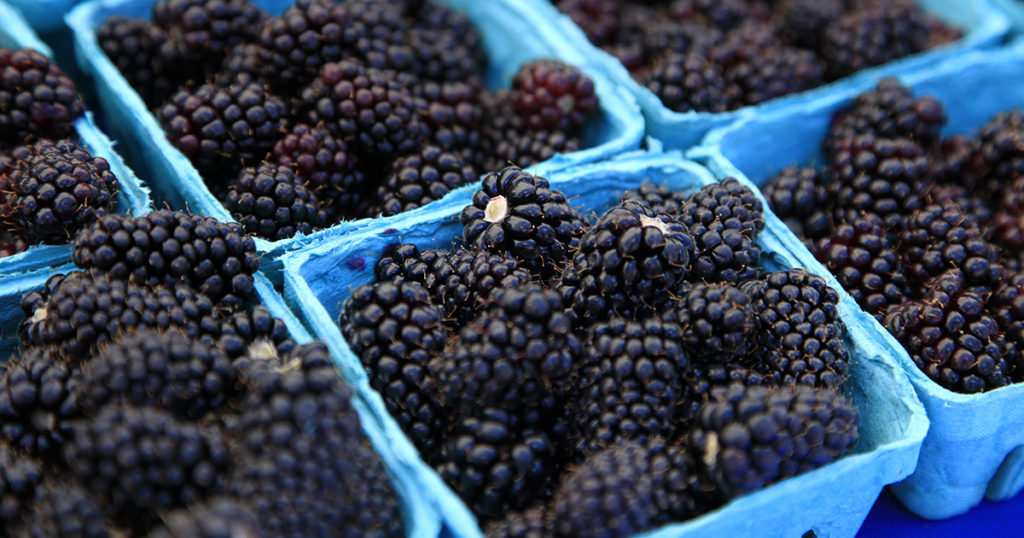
[639,214,670,234]
[484,196,509,223]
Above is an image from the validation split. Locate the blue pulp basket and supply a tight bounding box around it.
[992,0,1024,32]
[529,0,1010,150]
[5,0,80,33]
[0,0,151,277]
[280,152,928,538]
[0,262,439,537]
[64,0,645,286]
[692,41,1024,520]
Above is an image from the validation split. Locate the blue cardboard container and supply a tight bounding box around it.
[692,42,1024,520]
[65,0,644,286]
[5,0,79,33]
[280,152,928,538]
[0,262,438,537]
[0,0,151,277]
[530,0,1010,150]
[992,0,1024,32]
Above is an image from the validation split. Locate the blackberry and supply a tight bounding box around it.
[461,166,584,279]
[13,480,118,538]
[65,405,230,531]
[926,183,993,225]
[667,0,764,30]
[686,384,858,501]
[374,243,532,328]
[557,0,620,46]
[417,80,486,169]
[9,139,117,244]
[150,498,262,538]
[571,317,686,460]
[814,212,908,319]
[479,92,581,171]
[614,15,722,73]
[405,5,487,84]
[642,51,728,113]
[18,270,219,361]
[217,43,265,86]
[379,144,477,216]
[722,46,824,108]
[661,282,755,361]
[560,201,694,322]
[620,182,689,217]
[681,178,764,283]
[0,48,84,147]
[741,269,850,388]
[679,360,781,426]
[0,347,81,460]
[269,123,364,219]
[212,304,296,360]
[821,4,931,80]
[340,281,447,458]
[992,178,1024,252]
[151,0,265,76]
[992,273,1024,378]
[77,328,234,419]
[762,166,831,241]
[97,17,188,107]
[683,177,764,244]
[158,81,287,182]
[898,203,1005,290]
[825,78,945,158]
[71,210,259,305]
[228,343,403,537]
[256,0,353,93]
[485,506,551,538]
[884,269,1012,393]
[511,59,598,131]
[0,231,27,258]
[552,438,699,538]
[974,111,1024,198]
[343,0,411,74]
[223,162,328,240]
[929,135,984,187]
[0,443,43,530]
[777,0,843,50]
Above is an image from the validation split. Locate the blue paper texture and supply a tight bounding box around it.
[280,152,928,538]
[692,41,1024,520]
[528,0,1010,151]
[64,0,644,286]
[0,0,151,277]
[992,0,1024,32]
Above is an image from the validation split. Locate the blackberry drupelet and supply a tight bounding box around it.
[825,78,944,158]
[552,438,699,538]
[0,442,43,530]
[686,384,858,501]
[417,80,486,169]
[511,59,598,131]
[150,498,262,538]
[571,316,686,460]
[461,166,584,279]
[218,43,265,86]
[992,178,1024,252]
[0,347,81,460]
[926,183,993,225]
[270,123,364,219]
[721,45,824,108]
[829,135,928,232]
[343,0,411,74]
[814,212,908,319]
[681,178,764,283]
[64,405,230,532]
[642,51,728,114]
[340,281,447,458]
[71,210,259,305]
[97,17,187,108]
[992,273,1024,378]
[741,269,850,388]
[679,360,781,426]
[762,166,831,241]
[406,4,487,84]
[683,177,764,244]
[151,0,265,76]
[223,162,328,240]
[661,282,755,361]
[899,203,1005,290]
[620,182,689,217]
[885,269,1011,393]
[974,111,1024,198]
[0,48,84,147]
[479,91,582,171]
[820,3,931,80]
[256,0,353,94]
[379,144,477,216]
[158,81,287,182]
[929,135,984,187]
[485,506,551,538]
[213,304,296,360]
[13,479,118,538]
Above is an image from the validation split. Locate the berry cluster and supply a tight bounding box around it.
[558,0,959,113]
[99,0,601,240]
[763,78,1024,394]
[0,209,403,537]
[340,165,859,536]
[0,48,119,257]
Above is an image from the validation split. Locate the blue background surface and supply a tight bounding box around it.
[860,491,1021,536]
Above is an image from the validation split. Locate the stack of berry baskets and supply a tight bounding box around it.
[64,0,644,285]
[0,207,442,536]
[0,0,150,277]
[692,41,1024,520]
[280,151,928,538]
[530,0,1010,149]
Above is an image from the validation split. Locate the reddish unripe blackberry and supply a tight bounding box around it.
[762,166,831,241]
[686,384,858,501]
[974,111,1024,198]
[0,48,84,147]
[98,17,190,108]
[825,78,945,158]
[829,135,928,232]
[643,51,728,113]
[0,347,81,460]
[898,203,1005,290]
[224,163,328,240]
[379,144,477,216]
[821,4,931,80]
[620,182,689,217]
[885,269,1012,393]
[512,59,598,131]
[485,506,551,538]
[152,0,266,76]
[814,212,908,319]
[158,81,287,182]
[992,177,1024,252]
[661,283,755,362]
[269,123,365,220]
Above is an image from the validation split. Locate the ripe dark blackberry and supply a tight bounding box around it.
[612,14,722,73]
[620,182,689,217]
[762,166,831,241]
[0,443,43,531]
[552,438,699,538]
[974,111,1024,198]
[678,359,781,426]
[825,79,945,158]
[8,139,117,243]
[928,135,984,186]
[741,270,850,388]
[379,144,477,217]
[681,178,764,283]
[571,317,686,460]
[992,178,1024,252]
[65,405,230,531]
[557,0,620,47]
[19,270,219,361]
[78,328,234,419]
[814,212,908,319]
[151,0,266,76]
[661,282,755,361]
[991,273,1024,378]
[884,269,1012,393]
[342,0,411,73]
[255,0,353,93]
[683,177,765,242]
[821,4,931,80]
[71,210,259,304]
[417,80,486,168]
[722,45,824,108]
[97,17,188,107]
[223,162,328,240]
[150,498,261,538]
[340,281,447,458]
[898,203,1005,290]
[228,342,403,537]
[511,59,598,131]
[926,183,993,225]
[461,166,584,279]
[0,48,84,147]
[268,123,365,221]
[777,0,843,50]
[158,81,287,182]
[406,4,487,84]
[480,92,581,171]
[686,384,858,501]
[667,0,765,30]
[484,506,551,538]
[0,347,81,460]
[217,43,265,86]
[13,480,118,538]
[642,51,728,113]
[213,304,296,361]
